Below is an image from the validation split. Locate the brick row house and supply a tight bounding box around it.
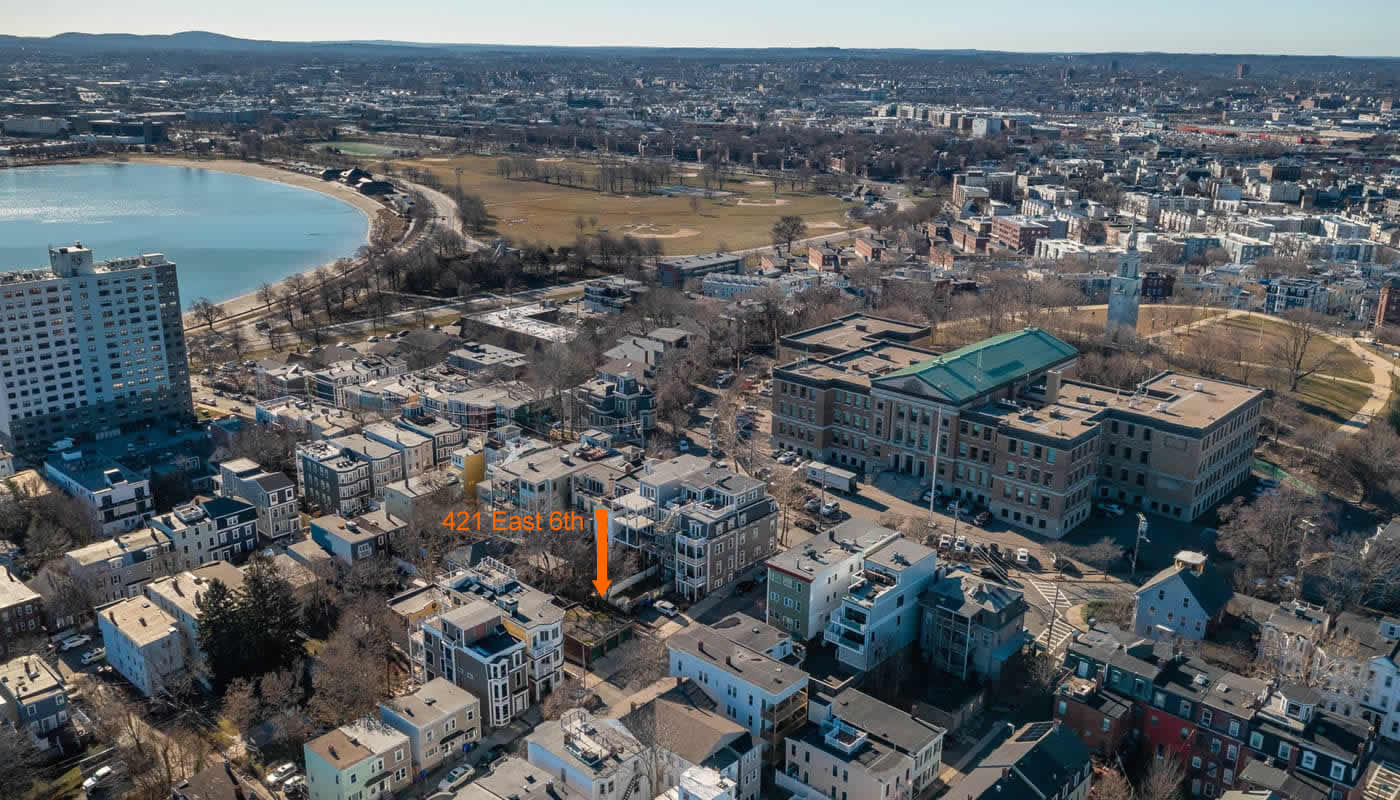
[1058,626,1376,800]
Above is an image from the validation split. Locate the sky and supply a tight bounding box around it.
[4,0,1399,57]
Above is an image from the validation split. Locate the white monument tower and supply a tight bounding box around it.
[1106,225,1143,342]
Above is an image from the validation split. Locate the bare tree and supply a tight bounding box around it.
[0,721,44,792]
[1322,422,1400,507]
[226,326,248,362]
[1216,487,1332,594]
[771,215,808,254]
[221,677,259,735]
[1269,311,1338,392]
[1140,756,1185,800]
[256,281,278,311]
[1091,763,1134,800]
[190,297,227,332]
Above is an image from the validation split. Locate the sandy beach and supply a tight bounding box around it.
[105,156,382,326]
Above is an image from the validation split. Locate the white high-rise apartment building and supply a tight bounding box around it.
[0,244,193,456]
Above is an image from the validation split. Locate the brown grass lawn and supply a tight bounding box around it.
[1057,304,1224,338]
[397,154,856,254]
[1180,316,1372,383]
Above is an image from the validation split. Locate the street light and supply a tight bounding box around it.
[1130,512,1150,579]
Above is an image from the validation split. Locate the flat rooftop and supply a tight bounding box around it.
[0,655,63,699]
[102,597,179,647]
[768,522,900,581]
[783,314,930,355]
[780,341,938,388]
[1054,372,1263,430]
[658,253,743,270]
[470,303,575,343]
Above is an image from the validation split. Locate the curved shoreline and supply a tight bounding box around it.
[75,156,379,326]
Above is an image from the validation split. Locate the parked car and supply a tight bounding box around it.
[438,766,472,792]
[80,647,105,665]
[777,451,797,465]
[954,535,968,553]
[654,600,680,618]
[938,534,952,550]
[59,634,91,652]
[266,763,297,787]
[1015,548,1031,566]
[677,439,690,453]
[83,766,114,793]
[804,497,821,513]
[794,518,818,532]
[820,501,840,518]
[920,490,933,504]
[1097,503,1126,517]
[281,776,308,798]
[973,511,991,526]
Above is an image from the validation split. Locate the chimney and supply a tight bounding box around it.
[1046,369,1062,404]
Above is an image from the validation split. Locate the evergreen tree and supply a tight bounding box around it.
[194,578,244,691]
[236,554,306,675]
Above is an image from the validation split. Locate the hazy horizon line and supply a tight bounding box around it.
[4,29,1398,60]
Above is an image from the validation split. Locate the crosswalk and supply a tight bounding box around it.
[1036,616,1078,653]
[1025,575,1078,653]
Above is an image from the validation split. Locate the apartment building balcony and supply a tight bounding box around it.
[408,630,427,683]
[762,688,808,753]
[613,512,654,549]
[828,608,868,635]
[824,622,867,657]
[676,549,707,568]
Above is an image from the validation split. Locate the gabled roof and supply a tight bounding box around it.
[957,721,1091,800]
[1139,557,1233,617]
[874,327,1077,404]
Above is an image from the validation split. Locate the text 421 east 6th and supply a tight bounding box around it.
[440,510,595,532]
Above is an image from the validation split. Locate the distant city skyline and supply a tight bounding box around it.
[6,0,1400,58]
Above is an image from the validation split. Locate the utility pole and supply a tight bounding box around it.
[1130,512,1150,580]
[928,406,945,522]
[1296,517,1316,601]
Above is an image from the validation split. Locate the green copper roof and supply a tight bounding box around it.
[875,327,1077,404]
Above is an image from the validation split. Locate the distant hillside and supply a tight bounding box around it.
[0,31,1392,64]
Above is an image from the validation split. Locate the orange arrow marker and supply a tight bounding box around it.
[592,508,611,597]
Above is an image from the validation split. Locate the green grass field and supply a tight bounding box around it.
[397,154,856,254]
[1295,374,1372,425]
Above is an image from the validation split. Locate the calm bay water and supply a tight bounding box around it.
[0,162,368,307]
